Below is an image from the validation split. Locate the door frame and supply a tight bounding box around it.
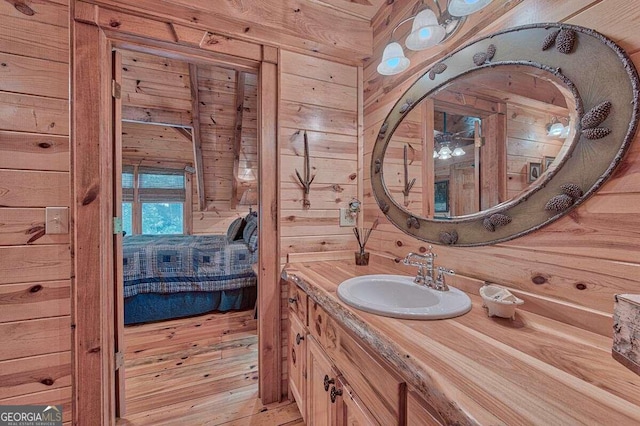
[71,4,281,424]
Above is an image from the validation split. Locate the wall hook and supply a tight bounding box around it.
[294,130,316,209]
[402,144,416,207]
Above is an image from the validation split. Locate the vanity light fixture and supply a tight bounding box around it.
[547,117,570,138]
[377,0,494,76]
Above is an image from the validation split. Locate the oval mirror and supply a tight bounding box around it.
[383,64,577,219]
[372,24,639,246]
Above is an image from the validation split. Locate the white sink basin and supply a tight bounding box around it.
[337,274,472,320]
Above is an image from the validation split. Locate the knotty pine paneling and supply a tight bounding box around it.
[0,208,69,246]
[0,245,71,285]
[0,170,69,207]
[0,0,71,416]
[0,351,72,400]
[122,122,194,166]
[0,93,68,135]
[0,386,72,423]
[0,0,68,63]
[364,0,640,316]
[193,66,257,233]
[0,131,69,172]
[0,52,68,99]
[279,51,359,260]
[0,316,71,361]
[84,0,371,62]
[0,280,71,323]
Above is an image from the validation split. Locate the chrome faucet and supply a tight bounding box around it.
[402,247,453,291]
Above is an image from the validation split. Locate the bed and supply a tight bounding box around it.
[123,234,257,324]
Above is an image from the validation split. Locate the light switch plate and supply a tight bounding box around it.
[45,207,69,235]
[339,208,356,227]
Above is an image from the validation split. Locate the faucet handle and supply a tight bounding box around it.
[435,266,454,291]
[437,266,454,276]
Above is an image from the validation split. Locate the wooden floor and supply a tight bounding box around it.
[117,310,303,426]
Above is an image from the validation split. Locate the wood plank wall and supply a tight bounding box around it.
[0,0,72,423]
[279,51,360,262]
[119,50,259,235]
[1,0,367,419]
[506,104,565,198]
[382,108,424,213]
[364,0,640,318]
[193,67,257,234]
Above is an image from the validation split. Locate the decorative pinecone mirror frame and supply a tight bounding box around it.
[371,23,640,246]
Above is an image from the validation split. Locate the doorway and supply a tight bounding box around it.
[112,47,261,419]
[72,21,280,424]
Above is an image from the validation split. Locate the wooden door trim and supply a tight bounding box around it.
[72,10,280,426]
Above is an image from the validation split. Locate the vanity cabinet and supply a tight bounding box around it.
[308,300,405,425]
[288,282,410,425]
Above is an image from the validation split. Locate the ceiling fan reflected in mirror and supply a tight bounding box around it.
[433,113,483,160]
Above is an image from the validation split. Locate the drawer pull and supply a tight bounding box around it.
[324,375,335,392]
[330,386,343,403]
[296,333,305,345]
[288,297,298,304]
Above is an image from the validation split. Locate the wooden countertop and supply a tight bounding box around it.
[283,259,640,425]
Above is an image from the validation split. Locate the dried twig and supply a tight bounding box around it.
[294,130,316,209]
[353,218,379,254]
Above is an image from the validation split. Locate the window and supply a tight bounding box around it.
[122,167,189,235]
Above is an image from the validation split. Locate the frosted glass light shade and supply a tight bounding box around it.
[438,145,452,156]
[448,0,493,17]
[377,42,410,75]
[405,9,446,51]
[547,122,565,137]
[452,146,466,156]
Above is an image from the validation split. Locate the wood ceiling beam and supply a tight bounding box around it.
[231,71,246,209]
[188,63,206,211]
[172,127,193,141]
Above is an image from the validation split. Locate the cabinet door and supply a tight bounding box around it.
[338,377,379,426]
[289,313,307,421]
[307,336,339,425]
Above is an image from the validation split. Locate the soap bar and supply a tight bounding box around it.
[613,294,640,375]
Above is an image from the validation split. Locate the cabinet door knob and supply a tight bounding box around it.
[323,375,335,392]
[330,386,343,403]
[288,297,298,304]
[296,333,305,345]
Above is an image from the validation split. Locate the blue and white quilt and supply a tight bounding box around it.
[123,235,257,298]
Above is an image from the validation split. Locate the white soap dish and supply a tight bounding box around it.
[479,284,524,320]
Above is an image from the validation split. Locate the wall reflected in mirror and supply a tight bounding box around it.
[382,64,576,220]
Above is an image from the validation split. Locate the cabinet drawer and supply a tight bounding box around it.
[288,283,308,325]
[309,301,405,426]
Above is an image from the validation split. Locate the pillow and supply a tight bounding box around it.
[245,211,257,223]
[243,219,258,246]
[247,233,258,253]
[226,217,246,243]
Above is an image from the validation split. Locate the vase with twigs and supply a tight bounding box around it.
[353,218,378,266]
